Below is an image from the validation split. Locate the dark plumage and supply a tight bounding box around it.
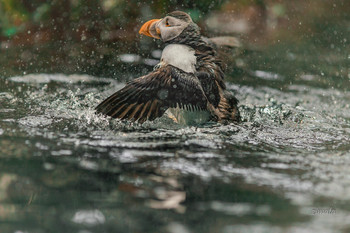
[95,11,240,124]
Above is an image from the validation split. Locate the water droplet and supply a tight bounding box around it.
[72,210,105,226]
[157,89,168,100]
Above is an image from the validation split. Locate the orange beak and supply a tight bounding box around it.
[139,19,161,39]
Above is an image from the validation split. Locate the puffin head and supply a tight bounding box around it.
[139,11,199,43]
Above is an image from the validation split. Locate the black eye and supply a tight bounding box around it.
[165,18,170,27]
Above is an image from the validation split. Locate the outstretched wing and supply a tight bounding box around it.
[95,65,208,123]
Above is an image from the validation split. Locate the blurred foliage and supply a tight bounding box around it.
[0,0,232,77]
[0,0,349,78]
[0,0,228,38]
[1,0,349,40]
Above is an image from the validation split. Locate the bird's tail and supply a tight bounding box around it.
[217,90,240,123]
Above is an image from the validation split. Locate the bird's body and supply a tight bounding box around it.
[158,44,211,124]
[95,11,240,124]
[166,107,211,125]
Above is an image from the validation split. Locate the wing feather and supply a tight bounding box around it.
[135,100,152,123]
[95,65,210,122]
[128,104,143,120]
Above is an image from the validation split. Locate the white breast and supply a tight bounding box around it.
[160,44,196,73]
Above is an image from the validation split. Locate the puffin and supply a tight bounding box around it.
[95,11,240,124]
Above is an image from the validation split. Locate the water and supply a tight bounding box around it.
[1,37,350,232]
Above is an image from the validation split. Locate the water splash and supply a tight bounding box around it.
[3,73,350,233]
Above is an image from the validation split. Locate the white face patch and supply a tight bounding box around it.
[160,44,196,73]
